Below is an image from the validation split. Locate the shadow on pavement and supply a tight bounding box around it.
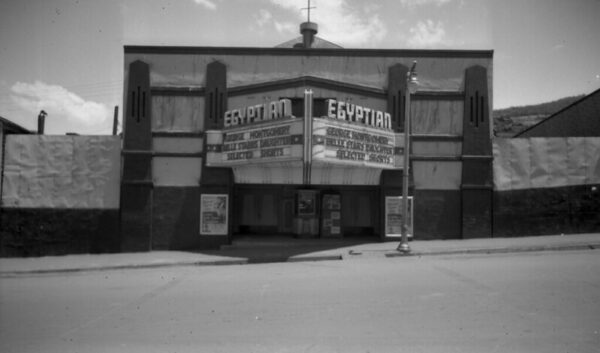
[195,235,380,263]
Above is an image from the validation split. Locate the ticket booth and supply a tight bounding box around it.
[295,189,319,238]
[321,193,342,238]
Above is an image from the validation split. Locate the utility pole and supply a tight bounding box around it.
[397,61,418,253]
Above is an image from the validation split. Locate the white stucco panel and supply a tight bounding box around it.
[2,135,121,209]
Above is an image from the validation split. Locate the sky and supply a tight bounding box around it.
[0,0,599,135]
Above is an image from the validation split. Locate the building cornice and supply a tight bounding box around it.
[124,45,494,58]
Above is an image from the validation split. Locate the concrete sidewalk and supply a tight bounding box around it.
[1,233,599,276]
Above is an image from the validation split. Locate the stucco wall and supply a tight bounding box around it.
[2,135,121,209]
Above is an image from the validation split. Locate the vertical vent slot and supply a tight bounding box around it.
[480,95,485,123]
[141,92,146,119]
[214,88,219,124]
[218,92,224,124]
[209,92,214,123]
[475,91,479,128]
[470,96,474,125]
[131,91,136,118]
[392,93,398,128]
[136,86,141,123]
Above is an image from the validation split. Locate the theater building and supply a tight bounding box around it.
[120,23,494,251]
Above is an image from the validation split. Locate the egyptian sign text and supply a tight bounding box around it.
[326,99,391,130]
[224,99,292,127]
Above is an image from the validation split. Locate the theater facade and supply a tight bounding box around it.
[120,29,493,251]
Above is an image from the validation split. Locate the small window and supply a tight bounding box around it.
[282,97,336,117]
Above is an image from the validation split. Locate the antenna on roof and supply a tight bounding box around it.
[301,0,316,22]
[299,0,318,48]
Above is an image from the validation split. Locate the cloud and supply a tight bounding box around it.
[192,0,218,10]
[274,21,296,34]
[400,0,453,7]
[255,8,295,34]
[407,20,446,48]
[256,9,273,27]
[10,81,110,126]
[269,0,386,47]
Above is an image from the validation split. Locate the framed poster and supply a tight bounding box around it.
[385,196,413,238]
[200,194,228,235]
[321,194,342,238]
[297,190,317,216]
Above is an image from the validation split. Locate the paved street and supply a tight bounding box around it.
[1,250,599,353]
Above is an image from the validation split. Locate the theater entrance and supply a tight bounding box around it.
[233,185,379,238]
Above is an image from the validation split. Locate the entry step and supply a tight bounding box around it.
[221,236,371,250]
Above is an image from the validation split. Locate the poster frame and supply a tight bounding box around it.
[385,196,413,238]
[200,194,229,236]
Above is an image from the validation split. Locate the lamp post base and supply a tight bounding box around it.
[397,242,411,253]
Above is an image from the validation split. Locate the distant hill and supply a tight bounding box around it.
[493,95,584,137]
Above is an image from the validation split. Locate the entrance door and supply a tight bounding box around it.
[234,186,296,235]
[279,197,295,234]
[341,189,377,236]
[236,187,278,234]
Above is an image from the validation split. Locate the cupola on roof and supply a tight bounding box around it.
[275,0,341,49]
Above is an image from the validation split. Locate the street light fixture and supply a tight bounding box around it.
[397,61,418,253]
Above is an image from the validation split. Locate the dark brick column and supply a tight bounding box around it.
[200,61,233,248]
[461,65,493,238]
[120,60,153,251]
[204,61,227,130]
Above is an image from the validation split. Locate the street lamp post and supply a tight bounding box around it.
[398,61,418,253]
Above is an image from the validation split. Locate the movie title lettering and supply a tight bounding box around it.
[326,99,391,130]
[220,122,294,162]
[224,99,293,127]
[321,124,394,166]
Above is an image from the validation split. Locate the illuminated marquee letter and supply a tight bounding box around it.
[224,110,232,127]
[327,99,336,119]
[269,101,278,120]
[280,98,292,117]
[384,112,391,129]
[346,103,355,122]
[238,108,247,125]
[337,101,346,120]
[355,105,364,124]
[375,111,383,128]
[247,106,255,123]
[363,107,372,126]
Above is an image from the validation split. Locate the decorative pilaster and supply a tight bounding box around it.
[121,60,153,251]
[200,61,233,248]
[461,65,493,238]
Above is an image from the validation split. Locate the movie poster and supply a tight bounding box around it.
[200,194,228,235]
[297,190,317,216]
[385,196,413,238]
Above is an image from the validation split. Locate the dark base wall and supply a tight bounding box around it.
[414,190,462,240]
[0,209,120,257]
[493,185,600,237]
[152,186,201,250]
[152,186,232,251]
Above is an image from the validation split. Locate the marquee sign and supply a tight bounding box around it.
[312,117,399,169]
[206,118,304,166]
[206,97,403,172]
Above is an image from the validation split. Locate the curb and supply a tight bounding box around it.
[0,261,201,277]
[384,243,599,258]
[0,254,344,277]
[1,243,597,277]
